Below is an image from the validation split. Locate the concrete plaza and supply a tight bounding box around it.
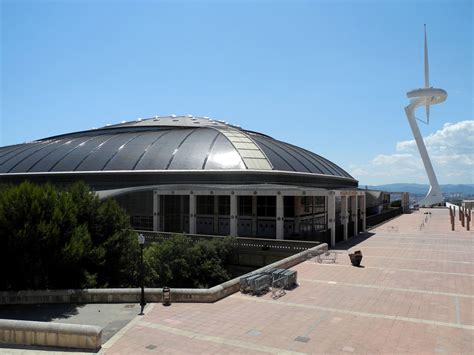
[100,208,473,354]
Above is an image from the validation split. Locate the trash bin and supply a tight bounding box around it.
[349,250,363,267]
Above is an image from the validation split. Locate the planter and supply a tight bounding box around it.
[349,251,363,267]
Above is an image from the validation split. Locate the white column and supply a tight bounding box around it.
[341,195,348,241]
[351,195,358,236]
[276,193,284,240]
[360,194,367,232]
[328,191,336,247]
[230,194,238,237]
[189,194,196,234]
[153,190,160,232]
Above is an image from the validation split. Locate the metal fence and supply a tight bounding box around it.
[134,230,320,254]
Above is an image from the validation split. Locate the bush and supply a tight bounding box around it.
[0,182,139,290]
[144,235,235,288]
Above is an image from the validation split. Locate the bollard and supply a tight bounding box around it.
[467,210,471,231]
[461,209,465,228]
[450,208,455,231]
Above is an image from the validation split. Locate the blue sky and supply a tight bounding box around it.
[1,0,472,185]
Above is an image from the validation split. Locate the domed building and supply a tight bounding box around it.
[0,115,366,245]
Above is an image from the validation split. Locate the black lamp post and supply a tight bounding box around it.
[138,233,146,315]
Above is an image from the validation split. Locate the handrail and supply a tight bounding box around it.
[135,230,320,252]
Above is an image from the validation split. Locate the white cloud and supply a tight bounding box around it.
[350,120,474,184]
[396,121,474,156]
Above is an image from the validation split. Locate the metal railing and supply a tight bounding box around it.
[134,230,320,253]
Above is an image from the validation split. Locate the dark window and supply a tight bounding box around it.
[218,196,230,215]
[257,196,276,217]
[238,196,253,216]
[197,195,214,215]
[301,196,326,215]
[284,196,295,217]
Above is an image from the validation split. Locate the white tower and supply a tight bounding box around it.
[404,25,447,207]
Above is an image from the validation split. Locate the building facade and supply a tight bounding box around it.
[0,116,366,246]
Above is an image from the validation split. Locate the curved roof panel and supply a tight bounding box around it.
[0,116,354,182]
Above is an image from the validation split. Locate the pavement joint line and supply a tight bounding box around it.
[315,263,474,277]
[234,295,474,331]
[137,320,305,355]
[100,303,156,353]
[347,246,473,254]
[363,255,473,265]
[299,278,474,298]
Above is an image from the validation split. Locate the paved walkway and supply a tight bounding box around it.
[101,208,473,354]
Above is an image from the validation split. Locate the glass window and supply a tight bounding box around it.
[238,196,253,216]
[257,196,276,217]
[284,196,295,217]
[197,195,214,215]
[218,196,230,215]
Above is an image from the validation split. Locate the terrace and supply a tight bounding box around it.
[102,208,473,354]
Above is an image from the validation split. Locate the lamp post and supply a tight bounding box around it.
[138,233,146,315]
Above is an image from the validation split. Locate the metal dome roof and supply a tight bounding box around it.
[0,116,356,188]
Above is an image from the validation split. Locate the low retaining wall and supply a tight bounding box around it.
[0,243,327,305]
[0,319,102,350]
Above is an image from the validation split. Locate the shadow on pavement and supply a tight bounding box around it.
[0,303,84,322]
[333,232,376,251]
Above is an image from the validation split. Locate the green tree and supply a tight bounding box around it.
[0,181,139,290]
[144,235,235,288]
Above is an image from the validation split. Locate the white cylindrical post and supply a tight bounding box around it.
[361,194,367,232]
[351,195,358,236]
[341,195,348,241]
[328,192,336,247]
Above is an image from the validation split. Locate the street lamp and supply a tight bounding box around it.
[138,233,146,315]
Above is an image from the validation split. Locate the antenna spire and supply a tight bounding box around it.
[404,25,448,206]
[424,24,430,122]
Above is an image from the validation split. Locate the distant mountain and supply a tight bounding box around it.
[362,183,474,195]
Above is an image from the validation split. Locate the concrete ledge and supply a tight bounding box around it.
[0,243,327,305]
[0,319,102,350]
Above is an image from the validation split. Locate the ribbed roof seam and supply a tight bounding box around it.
[201,131,221,170]
[101,133,147,171]
[73,135,122,171]
[44,136,101,172]
[165,129,197,170]
[131,130,173,170]
[7,139,72,173]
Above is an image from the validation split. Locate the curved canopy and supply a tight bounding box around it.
[0,116,353,180]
